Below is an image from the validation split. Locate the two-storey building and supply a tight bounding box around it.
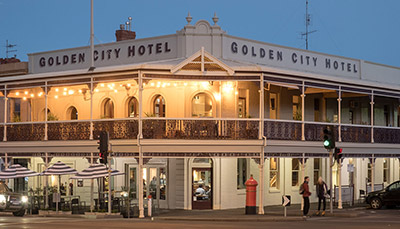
[1,17,400,216]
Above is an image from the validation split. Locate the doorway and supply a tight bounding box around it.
[192,158,213,210]
[125,162,167,209]
[270,93,277,119]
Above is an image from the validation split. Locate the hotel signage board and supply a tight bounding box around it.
[29,35,178,74]
[223,36,360,79]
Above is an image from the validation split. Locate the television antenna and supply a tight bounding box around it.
[301,0,317,50]
[5,40,17,58]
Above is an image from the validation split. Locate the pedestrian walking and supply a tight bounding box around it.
[316,177,328,216]
[300,176,311,218]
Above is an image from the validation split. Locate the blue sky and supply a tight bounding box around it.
[0,0,399,67]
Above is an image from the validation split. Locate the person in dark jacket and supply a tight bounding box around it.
[316,176,328,216]
[302,176,311,217]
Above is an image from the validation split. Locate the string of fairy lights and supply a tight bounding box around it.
[6,81,237,101]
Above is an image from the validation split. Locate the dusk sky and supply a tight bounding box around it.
[0,0,399,67]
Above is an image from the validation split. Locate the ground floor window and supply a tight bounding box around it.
[269,158,279,189]
[383,158,389,183]
[314,158,321,184]
[292,159,300,186]
[368,162,372,183]
[237,158,248,189]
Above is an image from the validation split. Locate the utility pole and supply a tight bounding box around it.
[89,0,95,71]
[329,149,333,213]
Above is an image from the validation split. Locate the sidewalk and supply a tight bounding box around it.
[154,203,368,222]
[264,202,367,217]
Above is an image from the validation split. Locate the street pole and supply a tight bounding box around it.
[108,146,112,215]
[329,149,333,214]
[338,159,342,209]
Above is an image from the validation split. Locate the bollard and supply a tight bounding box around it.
[147,195,152,217]
[245,174,258,214]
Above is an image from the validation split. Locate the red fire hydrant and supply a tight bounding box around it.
[245,174,258,214]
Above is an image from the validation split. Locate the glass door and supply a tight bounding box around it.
[125,163,167,208]
[192,168,212,209]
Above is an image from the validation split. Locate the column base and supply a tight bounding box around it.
[245,206,257,215]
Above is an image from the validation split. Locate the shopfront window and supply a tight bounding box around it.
[269,158,279,189]
[160,168,166,200]
[128,167,137,199]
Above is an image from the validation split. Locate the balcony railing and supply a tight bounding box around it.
[93,119,138,140]
[48,121,91,141]
[1,118,399,144]
[341,124,371,143]
[143,118,259,140]
[264,120,302,141]
[374,127,400,144]
[6,122,45,141]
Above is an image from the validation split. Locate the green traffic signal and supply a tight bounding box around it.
[323,126,335,149]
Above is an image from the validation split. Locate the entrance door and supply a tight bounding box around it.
[270,93,277,119]
[192,168,212,209]
[125,164,167,209]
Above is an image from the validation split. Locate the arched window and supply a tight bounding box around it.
[192,93,213,117]
[67,106,78,120]
[127,97,139,117]
[153,95,165,117]
[102,98,114,119]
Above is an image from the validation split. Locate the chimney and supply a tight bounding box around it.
[115,22,136,42]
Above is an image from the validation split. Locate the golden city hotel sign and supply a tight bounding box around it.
[29,35,177,74]
[223,36,360,79]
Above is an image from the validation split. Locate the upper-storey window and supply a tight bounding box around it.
[102,98,114,119]
[153,95,165,117]
[192,93,213,117]
[67,106,78,120]
[127,97,139,117]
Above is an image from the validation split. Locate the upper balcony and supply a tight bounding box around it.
[0,72,399,145]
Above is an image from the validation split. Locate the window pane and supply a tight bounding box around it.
[192,93,213,117]
[237,158,247,189]
[160,168,166,200]
[129,168,137,199]
[269,158,279,189]
[292,159,300,186]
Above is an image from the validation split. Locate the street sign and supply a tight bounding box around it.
[347,164,354,172]
[282,195,291,206]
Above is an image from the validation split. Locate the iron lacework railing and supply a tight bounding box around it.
[2,118,400,143]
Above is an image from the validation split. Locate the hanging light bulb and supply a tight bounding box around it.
[55,88,59,92]
[30,94,34,98]
[15,92,20,96]
[54,95,59,99]
[64,88,67,91]
[23,97,27,100]
[24,91,28,95]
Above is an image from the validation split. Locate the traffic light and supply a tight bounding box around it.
[98,131,109,164]
[334,148,343,162]
[323,126,335,150]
